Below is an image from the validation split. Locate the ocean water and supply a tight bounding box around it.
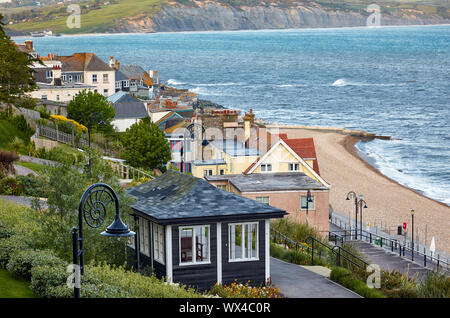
[13,25,450,205]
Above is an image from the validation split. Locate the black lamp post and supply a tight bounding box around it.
[358,195,368,240]
[346,191,358,239]
[305,190,313,224]
[86,112,105,172]
[181,123,206,174]
[72,183,135,298]
[411,209,415,261]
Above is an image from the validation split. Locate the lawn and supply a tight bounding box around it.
[16,161,50,175]
[0,269,37,298]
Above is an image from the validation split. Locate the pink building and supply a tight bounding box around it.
[206,172,330,235]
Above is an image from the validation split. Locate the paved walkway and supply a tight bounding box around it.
[351,241,439,281]
[13,164,38,177]
[0,195,48,210]
[270,258,361,298]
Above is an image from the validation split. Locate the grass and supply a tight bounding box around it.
[0,120,29,151]
[0,269,37,298]
[7,0,165,34]
[15,161,50,175]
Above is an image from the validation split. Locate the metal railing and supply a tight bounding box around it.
[329,228,449,274]
[270,228,368,270]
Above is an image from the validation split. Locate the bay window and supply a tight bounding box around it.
[229,222,258,261]
[179,225,210,265]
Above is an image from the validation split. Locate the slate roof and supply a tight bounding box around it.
[57,53,112,72]
[126,170,286,225]
[119,64,148,80]
[107,92,148,119]
[205,172,328,193]
[211,139,259,157]
[115,70,129,82]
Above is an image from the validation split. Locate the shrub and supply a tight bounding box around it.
[16,175,48,197]
[330,267,385,298]
[0,234,28,268]
[0,150,19,175]
[380,270,418,298]
[0,177,24,195]
[270,242,325,266]
[6,249,66,280]
[271,218,321,244]
[208,281,282,298]
[417,271,450,298]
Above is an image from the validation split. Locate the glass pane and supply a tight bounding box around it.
[180,228,193,263]
[234,224,242,259]
[251,224,257,258]
[195,226,209,262]
[244,225,249,259]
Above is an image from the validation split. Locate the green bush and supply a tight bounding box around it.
[6,249,66,280]
[330,267,385,298]
[0,234,28,268]
[16,175,48,197]
[417,271,450,298]
[270,242,326,266]
[271,218,320,243]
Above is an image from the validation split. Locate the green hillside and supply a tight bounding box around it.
[2,0,449,35]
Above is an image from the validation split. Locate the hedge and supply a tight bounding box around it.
[330,267,385,298]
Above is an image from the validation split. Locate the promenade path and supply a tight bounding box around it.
[0,195,48,210]
[270,257,361,298]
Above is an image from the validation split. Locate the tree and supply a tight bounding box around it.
[121,118,171,171]
[0,14,38,113]
[67,90,115,133]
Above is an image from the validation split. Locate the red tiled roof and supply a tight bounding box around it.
[283,138,320,175]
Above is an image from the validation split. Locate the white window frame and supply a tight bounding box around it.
[115,81,121,89]
[103,73,109,83]
[124,80,129,88]
[46,70,53,79]
[228,222,259,262]
[300,195,315,211]
[288,163,299,171]
[92,74,98,83]
[216,184,227,191]
[139,217,150,256]
[261,164,272,172]
[179,225,211,266]
[255,197,270,205]
[153,223,165,265]
[203,169,213,176]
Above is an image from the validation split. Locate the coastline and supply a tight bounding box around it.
[342,135,449,209]
[272,125,450,254]
[9,23,450,39]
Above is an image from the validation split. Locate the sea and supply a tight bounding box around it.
[12,25,450,205]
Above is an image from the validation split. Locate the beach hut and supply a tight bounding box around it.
[126,170,286,290]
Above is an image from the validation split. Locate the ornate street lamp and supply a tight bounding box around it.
[72,183,135,298]
[411,209,415,261]
[305,190,314,225]
[181,122,206,174]
[346,191,358,239]
[86,112,105,172]
[358,194,368,240]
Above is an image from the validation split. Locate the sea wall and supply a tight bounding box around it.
[114,1,450,33]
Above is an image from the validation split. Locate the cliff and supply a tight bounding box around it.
[113,1,450,33]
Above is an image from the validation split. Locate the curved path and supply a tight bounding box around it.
[270,258,361,298]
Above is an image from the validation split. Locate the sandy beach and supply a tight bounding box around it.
[274,126,450,255]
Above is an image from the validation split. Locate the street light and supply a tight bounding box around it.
[72,183,135,298]
[86,112,105,172]
[303,190,314,225]
[181,123,206,174]
[411,209,415,261]
[358,194,368,240]
[346,191,358,239]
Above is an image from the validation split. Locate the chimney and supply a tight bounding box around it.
[52,65,61,80]
[243,108,255,142]
[109,56,114,68]
[24,40,34,52]
[115,60,120,71]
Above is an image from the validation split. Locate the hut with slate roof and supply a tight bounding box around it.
[126,170,286,290]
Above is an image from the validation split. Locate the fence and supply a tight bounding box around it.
[36,124,119,157]
[109,161,154,180]
[330,215,450,274]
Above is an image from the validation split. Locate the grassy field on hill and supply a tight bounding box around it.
[3,0,449,35]
[4,0,164,34]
